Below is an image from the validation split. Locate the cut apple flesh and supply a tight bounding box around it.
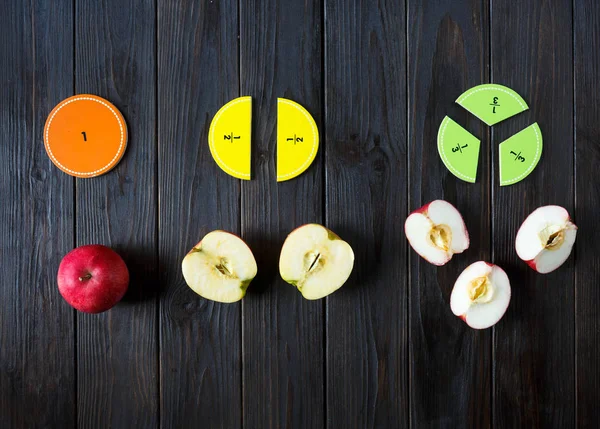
[279,224,354,300]
[515,205,577,273]
[405,200,469,266]
[182,230,257,303]
[451,261,511,330]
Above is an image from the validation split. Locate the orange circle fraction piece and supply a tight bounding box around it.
[44,95,128,178]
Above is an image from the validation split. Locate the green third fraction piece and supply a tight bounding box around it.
[499,122,543,186]
[456,84,529,126]
[437,116,481,183]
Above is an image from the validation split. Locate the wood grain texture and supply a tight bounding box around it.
[240,0,324,428]
[491,0,575,427]
[574,1,600,427]
[2,0,599,427]
[157,1,242,428]
[324,1,408,427]
[407,1,491,427]
[0,1,75,427]
[75,0,158,427]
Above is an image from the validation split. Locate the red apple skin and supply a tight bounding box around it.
[525,259,538,272]
[57,245,129,313]
[412,201,432,215]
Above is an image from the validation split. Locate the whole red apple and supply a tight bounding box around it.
[57,245,129,313]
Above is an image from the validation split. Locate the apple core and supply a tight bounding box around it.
[215,257,234,277]
[305,251,322,272]
[468,276,494,303]
[428,224,452,252]
[540,225,565,250]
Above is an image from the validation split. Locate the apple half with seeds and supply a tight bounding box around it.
[182,230,257,303]
[450,261,511,329]
[405,200,469,266]
[515,205,577,274]
[279,224,354,300]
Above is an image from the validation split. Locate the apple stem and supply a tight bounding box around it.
[79,273,92,282]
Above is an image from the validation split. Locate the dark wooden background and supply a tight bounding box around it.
[1,0,598,427]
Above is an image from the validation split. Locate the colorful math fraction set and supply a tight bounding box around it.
[43,85,539,187]
[208,97,319,182]
[437,84,543,186]
[43,94,319,182]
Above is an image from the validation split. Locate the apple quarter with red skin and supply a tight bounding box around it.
[450,261,511,330]
[279,224,354,300]
[515,205,577,274]
[57,245,129,313]
[404,200,469,266]
[182,230,257,303]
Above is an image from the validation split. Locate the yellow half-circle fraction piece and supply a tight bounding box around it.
[277,98,319,182]
[208,96,252,180]
[456,84,529,126]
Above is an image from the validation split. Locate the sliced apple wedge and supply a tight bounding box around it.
[279,224,354,300]
[405,200,469,266]
[450,261,511,329]
[515,205,577,274]
[182,230,257,303]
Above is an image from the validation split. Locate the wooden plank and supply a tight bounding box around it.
[0,0,75,427]
[157,1,241,428]
[406,1,491,427]
[75,0,158,426]
[574,1,600,427]
[491,0,575,427]
[240,0,324,427]
[324,0,409,427]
